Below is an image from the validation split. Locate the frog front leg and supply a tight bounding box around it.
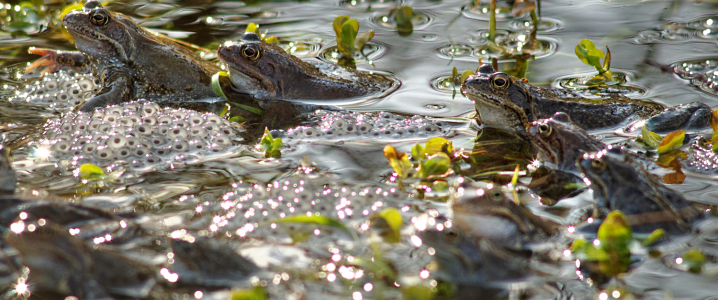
[25,48,91,76]
[79,72,133,112]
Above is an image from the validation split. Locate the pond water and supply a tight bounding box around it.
[2,0,718,299]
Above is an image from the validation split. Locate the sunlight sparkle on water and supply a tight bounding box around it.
[420,269,430,279]
[15,279,27,294]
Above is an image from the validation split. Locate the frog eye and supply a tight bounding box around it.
[591,158,606,169]
[489,190,504,202]
[241,44,262,61]
[89,9,110,26]
[443,228,461,242]
[491,73,511,91]
[538,123,552,136]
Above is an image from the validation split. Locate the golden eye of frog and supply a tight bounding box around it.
[217,32,394,101]
[578,148,703,234]
[27,1,221,112]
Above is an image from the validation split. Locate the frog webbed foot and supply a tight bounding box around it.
[25,48,90,76]
[78,73,133,112]
[645,102,712,133]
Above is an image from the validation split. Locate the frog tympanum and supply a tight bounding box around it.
[218,32,393,101]
[27,1,221,112]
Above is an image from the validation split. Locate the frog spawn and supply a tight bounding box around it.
[275,111,453,143]
[8,70,99,108]
[192,177,412,243]
[28,100,241,172]
[672,59,718,96]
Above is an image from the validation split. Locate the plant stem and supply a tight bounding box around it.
[488,0,496,41]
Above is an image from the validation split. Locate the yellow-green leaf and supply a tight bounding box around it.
[642,229,665,247]
[265,36,278,44]
[424,137,454,156]
[682,248,706,273]
[212,72,229,101]
[371,208,403,243]
[402,285,435,300]
[339,20,359,55]
[411,144,425,161]
[332,16,350,36]
[657,129,685,154]
[598,211,632,244]
[267,215,357,240]
[710,108,718,132]
[460,70,474,84]
[79,163,105,180]
[641,125,662,149]
[575,39,605,68]
[355,30,374,50]
[231,286,267,300]
[245,23,259,34]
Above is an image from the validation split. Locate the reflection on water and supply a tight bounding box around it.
[1,0,718,298]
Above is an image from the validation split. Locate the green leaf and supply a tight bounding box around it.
[642,229,665,247]
[355,30,374,50]
[384,145,412,178]
[260,129,283,159]
[211,72,229,101]
[418,153,450,177]
[602,46,612,75]
[641,125,662,149]
[348,256,396,280]
[333,16,351,36]
[433,180,449,192]
[339,20,359,55]
[245,23,259,34]
[79,164,106,181]
[460,70,474,84]
[402,285,435,300]
[219,103,229,117]
[371,208,403,243]
[682,248,706,273]
[575,39,605,68]
[265,36,278,44]
[231,286,267,300]
[229,116,245,123]
[451,67,459,85]
[267,215,358,240]
[411,144,425,161]
[393,6,414,24]
[598,211,632,246]
[424,137,453,156]
[657,129,685,154]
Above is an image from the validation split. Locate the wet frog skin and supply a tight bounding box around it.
[527,112,605,173]
[462,64,665,132]
[218,32,393,101]
[578,148,703,234]
[29,1,221,112]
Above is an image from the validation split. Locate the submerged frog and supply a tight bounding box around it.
[450,183,557,248]
[462,64,711,133]
[527,112,605,173]
[27,1,221,112]
[578,148,703,234]
[218,32,394,101]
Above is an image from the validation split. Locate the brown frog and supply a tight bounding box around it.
[27,1,221,112]
[217,32,394,101]
[462,64,712,133]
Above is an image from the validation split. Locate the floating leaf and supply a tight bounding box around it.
[268,215,357,240]
[663,171,686,184]
[417,152,451,178]
[211,72,229,101]
[642,229,665,247]
[371,208,403,243]
[641,125,662,149]
[79,164,105,181]
[424,137,454,156]
[657,129,685,154]
[682,248,706,273]
[460,70,474,84]
[231,286,267,300]
[384,145,412,178]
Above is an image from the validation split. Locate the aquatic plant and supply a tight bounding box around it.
[333,15,375,67]
[450,67,474,99]
[390,6,414,36]
[639,126,685,154]
[574,39,615,84]
[384,137,458,192]
[245,23,278,44]
[570,211,632,276]
[259,128,283,159]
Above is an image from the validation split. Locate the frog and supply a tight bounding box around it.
[217,32,394,101]
[525,112,607,204]
[450,183,557,248]
[26,1,221,112]
[577,147,703,234]
[462,64,712,133]
[170,238,258,287]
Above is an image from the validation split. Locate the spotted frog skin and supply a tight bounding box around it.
[578,148,703,234]
[218,32,393,101]
[27,1,221,112]
[462,64,665,132]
